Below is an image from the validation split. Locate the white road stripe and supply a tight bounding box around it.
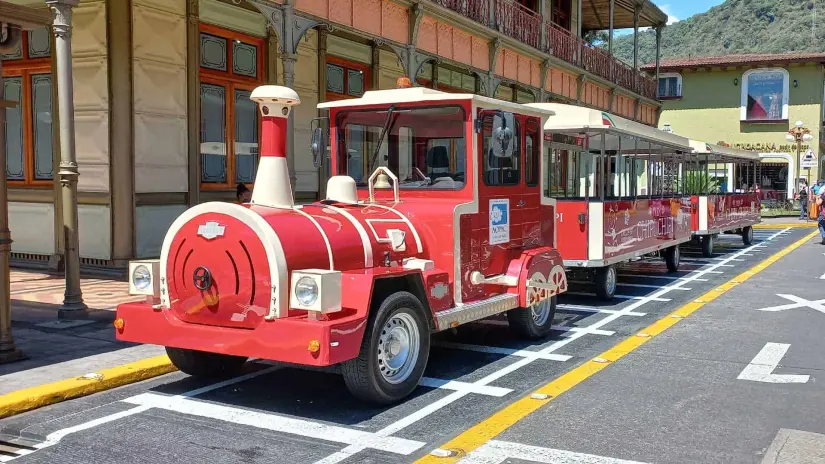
[122,392,425,454]
[618,273,708,282]
[564,292,671,302]
[476,319,614,335]
[453,440,649,464]
[312,228,791,464]
[557,304,646,316]
[433,341,572,361]
[568,280,690,291]
[419,378,513,397]
[737,343,810,384]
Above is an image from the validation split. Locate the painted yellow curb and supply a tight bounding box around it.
[754,223,816,229]
[416,230,819,463]
[0,355,176,419]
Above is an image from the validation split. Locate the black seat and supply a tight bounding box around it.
[426,145,450,177]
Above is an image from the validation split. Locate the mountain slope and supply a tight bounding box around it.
[609,0,822,65]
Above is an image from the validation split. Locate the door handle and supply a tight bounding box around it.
[517,200,526,207]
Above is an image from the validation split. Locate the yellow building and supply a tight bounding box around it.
[6,0,667,270]
[643,53,825,200]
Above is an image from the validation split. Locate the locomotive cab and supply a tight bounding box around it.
[115,81,568,405]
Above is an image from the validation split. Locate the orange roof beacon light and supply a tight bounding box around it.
[397,77,412,89]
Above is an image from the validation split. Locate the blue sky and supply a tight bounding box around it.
[654,0,725,24]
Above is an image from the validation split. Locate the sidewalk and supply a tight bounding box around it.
[756,216,818,228]
[1,269,166,396]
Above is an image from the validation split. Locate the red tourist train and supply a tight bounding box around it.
[115,82,570,404]
[685,140,761,256]
[526,103,695,300]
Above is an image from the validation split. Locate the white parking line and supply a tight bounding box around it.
[476,319,614,335]
[10,229,793,464]
[122,393,426,454]
[568,280,691,291]
[565,292,672,302]
[419,378,513,397]
[618,274,708,282]
[313,227,790,464]
[557,304,647,316]
[449,440,648,464]
[432,341,572,361]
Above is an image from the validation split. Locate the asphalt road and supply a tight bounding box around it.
[0,227,813,464]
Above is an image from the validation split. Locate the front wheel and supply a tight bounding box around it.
[701,235,714,257]
[165,347,247,378]
[594,265,617,300]
[341,291,430,405]
[665,245,680,272]
[507,296,557,339]
[742,226,754,245]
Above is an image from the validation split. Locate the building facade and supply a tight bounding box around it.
[643,53,825,200]
[6,0,667,269]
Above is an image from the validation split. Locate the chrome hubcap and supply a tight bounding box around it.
[530,298,552,326]
[377,312,420,384]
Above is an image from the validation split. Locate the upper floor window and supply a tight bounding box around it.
[741,68,788,122]
[199,24,264,188]
[551,0,571,30]
[325,56,368,101]
[657,73,681,98]
[2,28,53,186]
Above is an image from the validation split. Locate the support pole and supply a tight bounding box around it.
[608,0,614,80]
[0,24,24,363]
[654,26,662,84]
[281,1,298,192]
[632,6,639,70]
[48,0,88,318]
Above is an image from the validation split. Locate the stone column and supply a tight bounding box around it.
[0,24,24,362]
[47,0,87,318]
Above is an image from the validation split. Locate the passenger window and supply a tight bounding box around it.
[482,117,520,186]
[525,119,540,187]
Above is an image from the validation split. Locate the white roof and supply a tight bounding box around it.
[688,140,760,161]
[525,103,692,151]
[317,87,554,118]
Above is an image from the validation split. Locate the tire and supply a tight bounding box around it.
[742,226,754,245]
[701,235,714,257]
[165,347,247,378]
[594,265,617,301]
[341,291,430,405]
[665,245,680,272]
[507,295,557,340]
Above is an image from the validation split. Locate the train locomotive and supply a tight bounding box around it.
[115,81,568,404]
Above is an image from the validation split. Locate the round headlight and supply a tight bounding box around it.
[295,276,318,306]
[132,265,152,291]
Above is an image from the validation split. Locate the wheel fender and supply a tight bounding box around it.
[506,247,567,308]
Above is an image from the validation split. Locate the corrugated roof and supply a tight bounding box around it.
[640,53,825,71]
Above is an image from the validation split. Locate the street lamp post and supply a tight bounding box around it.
[786,120,814,220]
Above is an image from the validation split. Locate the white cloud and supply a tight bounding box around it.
[657,3,680,25]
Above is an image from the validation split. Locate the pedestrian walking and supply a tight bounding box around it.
[797,182,809,219]
[818,189,825,244]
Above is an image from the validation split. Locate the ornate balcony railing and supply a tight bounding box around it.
[493,0,541,50]
[431,0,659,101]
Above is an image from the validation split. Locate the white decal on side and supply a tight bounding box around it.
[489,199,509,245]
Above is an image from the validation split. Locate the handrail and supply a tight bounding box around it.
[431,0,658,101]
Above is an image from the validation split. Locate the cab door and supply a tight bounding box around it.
[465,110,526,300]
[520,117,542,248]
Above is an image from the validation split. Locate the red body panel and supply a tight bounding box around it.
[554,201,588,260]
[603,197,692,259]
[706,193,761,232]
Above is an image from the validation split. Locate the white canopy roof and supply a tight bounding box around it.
[317,87,553,119]
[525,103,692,153]
[688,140,760,161]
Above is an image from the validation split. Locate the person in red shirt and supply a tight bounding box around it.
[817,190,825,244]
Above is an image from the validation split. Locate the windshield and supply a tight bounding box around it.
[335,105,467,189]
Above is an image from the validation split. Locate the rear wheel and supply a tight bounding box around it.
[165,347,247,378]
[701,235,714,257]
[594,265,617,300]
[507,296,557,340]
[341,291,430,405]
[742,226,754,245]
[665,245,680,272]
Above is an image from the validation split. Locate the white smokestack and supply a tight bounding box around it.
[249,85,300,209]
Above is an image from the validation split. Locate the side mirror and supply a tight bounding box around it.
[491,112,514,158]
[310,117,329,169]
